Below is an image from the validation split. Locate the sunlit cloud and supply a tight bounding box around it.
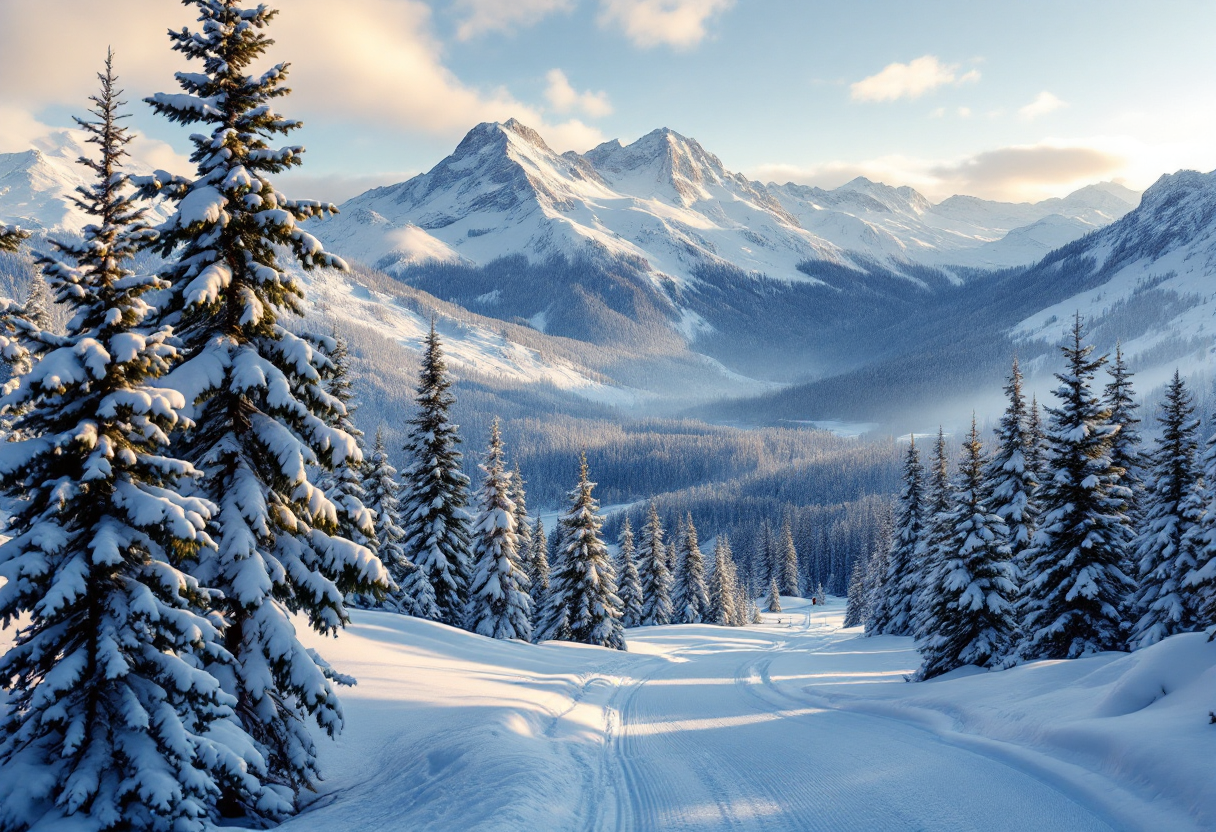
[598,0,735,49]
[545,69,614,118]
[850,56,980,103]
[1019,91,1067,121]
[453,0,573,41]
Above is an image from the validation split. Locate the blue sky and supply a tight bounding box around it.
[2,0,1214,203]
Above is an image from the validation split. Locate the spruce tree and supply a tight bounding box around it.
[862,537,891,632]
[0,225,28,253]
[1105,343,1144,525]
[637,502,673,626]
[914,420,1018,680]
[1186,412,1216,637]
[362,426,426,614]
[766,577,782,613]
[616,518,644,628]
[987,357,1038,570]
[1020,316,1135,660]
[399,320,472,625]
[707,535,740,626]
[529,516,550,605]
[672,513,710,624]
[319,334,373,555]
[535,454,625,649]
[778,518,800,597]
[910,428,954,640]
[1026,395,1048,483]
[23,273,53,333]
[511,461,533,581]
[0,55,237,831]
[867,438,925,636]
[844,555,869,628]
[466,420,532,641]
[1131,372,1205,648]
[140,3,388,815]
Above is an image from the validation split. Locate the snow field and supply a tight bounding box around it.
[271,597,1214,831]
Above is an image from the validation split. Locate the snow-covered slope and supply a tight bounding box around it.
[196,598,1210,831]
[1013,168,1216,385]
[314,120,1138,285]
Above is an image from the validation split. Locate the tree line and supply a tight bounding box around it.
[846,316,1216,687]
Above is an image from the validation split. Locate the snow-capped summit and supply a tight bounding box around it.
[0,141,93,232]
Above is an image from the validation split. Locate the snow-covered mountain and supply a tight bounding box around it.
[314,119,1139,284]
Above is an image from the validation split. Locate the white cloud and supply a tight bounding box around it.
[544,70,613,118]
[453,0,573,41]
[850,56,980,103]
[752,141,1130,202]
[1019,91,1067,121]
[0,0,605,157]
[598,0,734,49]
[957,107,972,119]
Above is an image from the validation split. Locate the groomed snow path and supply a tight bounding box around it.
[281,598,1214,832]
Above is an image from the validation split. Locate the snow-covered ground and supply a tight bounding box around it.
[275,598,1215,831]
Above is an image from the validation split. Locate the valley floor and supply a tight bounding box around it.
[283,599,1216,832]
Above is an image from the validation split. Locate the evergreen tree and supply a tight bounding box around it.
[1105,343,1145,526]
[23,273,53,333]
[1026,395,1048,483]
[777,518,800,597]
[637,502,673,626]
[362,426,430,615]
[511,461,533,581]
[320,333,373,554]
[910,428,955,640]
[1186,410,1216,637]
[707,535,740,626]
[844,555,869,628]
[867,438,925,636]
[535,454,625,649]
[0,224,28,253]
[0,55,237,831]
[398,320,472,626]
[616,518,644,628]
[1131,372,1205,648]
[862,536,891,631]
[1020,316,1135,660]
[914,419,1018,680]
[766,577,782,613]
[987,356,1038,570]
[466,420,532,641]
[672,513,710,624]
[529,516,550,604]
[140,4,388,815]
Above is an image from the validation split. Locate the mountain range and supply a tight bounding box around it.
[2,119,1212,439]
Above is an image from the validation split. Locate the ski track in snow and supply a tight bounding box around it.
[273,599,1212,832]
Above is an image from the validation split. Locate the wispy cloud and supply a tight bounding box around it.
[1019,91,1067,121]
[850,56,980,103]
[545,70,613,118]
[598,0,734,49]
[453,0,573,41]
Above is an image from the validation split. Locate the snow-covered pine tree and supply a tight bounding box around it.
[140,3,388,815]
[766,577,782,613]
[862,538,890,631]
[1026,395,1048,483]
[398,320,472,626]
[1105,343,1144,526]
[637,502,673,626]
[844,555,869,628]
[1186,408,1216,637]
[914,419,1018,680]
[362,426,430,615]
[910,428,955,639]
[511,461,533,580]
[986,356,1038,571]
[23,273,53,333]
[752,521,772,590]
[707,534,739,626]
[466,419,532,641]
[529,515,550,604]
[1020,316,1135,660]
[616,518,644,628]
[777,518,800,597]
[535,454,625,649]
[867,438,925,636]
[0,55,237,831]
[1131,371,1205,648]
[0,224,28,253]
[319,333,374,560]
[672,513,710,624]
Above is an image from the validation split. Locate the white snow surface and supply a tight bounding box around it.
[240,597,1212,831]
[312,120,1139,285]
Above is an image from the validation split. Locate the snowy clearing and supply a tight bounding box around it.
[273,597,1214,831]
